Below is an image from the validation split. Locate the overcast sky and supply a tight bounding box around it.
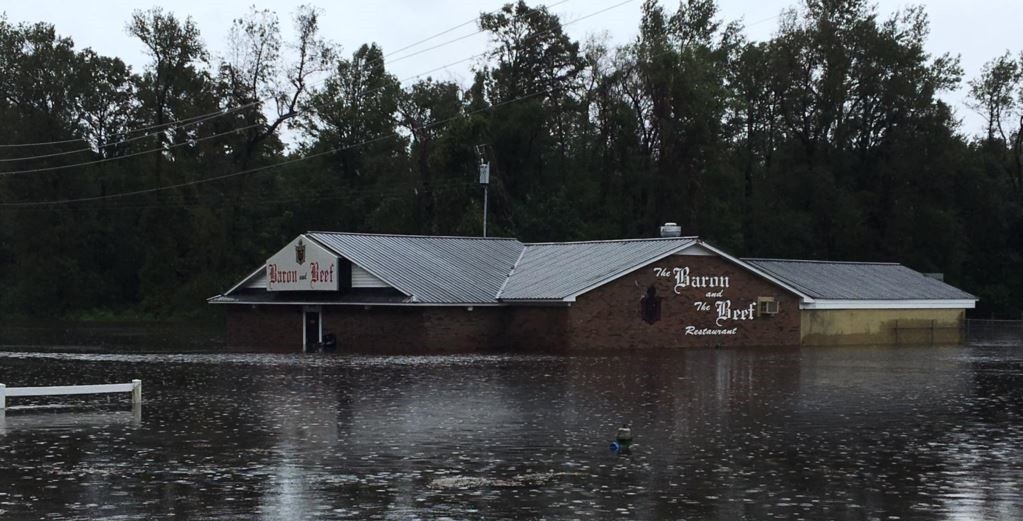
[4,0,1022,136]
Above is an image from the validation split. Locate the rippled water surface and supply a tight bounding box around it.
[1,344,1022,520]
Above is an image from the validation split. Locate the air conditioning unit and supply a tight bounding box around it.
[758,297,779,316]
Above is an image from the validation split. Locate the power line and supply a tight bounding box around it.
[0,0,626,177]
[0,82,555,207]
[389,0,634,74]
[0,1,574,152]
[0,103,260,150]
[3,178,477,212]
[0,122,265,176]
[0,106,260,162]
[386,0,570,59]
[0,0,638,202]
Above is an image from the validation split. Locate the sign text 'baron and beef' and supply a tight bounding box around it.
[653,266,757,335]
[266,235,339,292]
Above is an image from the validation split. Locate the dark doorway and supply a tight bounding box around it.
[304,310,321,352]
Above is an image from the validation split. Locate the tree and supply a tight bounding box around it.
[218,5,335,167]
[969,52,1023,195]
[398,79,470,234]
[300,43,405,231]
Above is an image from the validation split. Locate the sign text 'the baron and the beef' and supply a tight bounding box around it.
[653,266,757,335]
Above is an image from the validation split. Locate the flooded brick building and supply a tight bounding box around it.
[210,230,976,352]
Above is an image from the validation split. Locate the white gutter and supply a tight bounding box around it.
[801,299,977,310]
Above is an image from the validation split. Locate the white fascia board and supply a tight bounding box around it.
[563,241,700,302]
[208,299,504,307]
[304,234,412,299]
[687,241,816,302]
[223,266,268,296]
[496,299,573,307]
[801,299,977,310]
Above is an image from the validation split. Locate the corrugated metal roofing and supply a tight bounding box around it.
[743,258,977,300]
[308,232,524,304]
[497,238,697,301]
[214,232,977,306]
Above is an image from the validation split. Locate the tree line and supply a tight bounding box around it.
[0,0,1020,319]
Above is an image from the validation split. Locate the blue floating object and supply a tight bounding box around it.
[609,441,621,452]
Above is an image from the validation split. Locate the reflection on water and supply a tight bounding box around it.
[0,406,141,434]
[0,345,1021,519]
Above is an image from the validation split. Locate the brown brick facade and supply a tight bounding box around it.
[564,254,802,349]
[224,253,801,352]
[323,306,507,353]
[226,305,509,353]
[226,305,304,353]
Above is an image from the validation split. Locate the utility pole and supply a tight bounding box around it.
[476,145,490,237]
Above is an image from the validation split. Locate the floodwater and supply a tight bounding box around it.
[1,344,1022,520]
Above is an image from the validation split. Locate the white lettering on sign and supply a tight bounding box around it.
[685,326,738,336]
[652,266,730,295]
[652,264,757,336]
[714,300,757,327]
[266,235,340,292]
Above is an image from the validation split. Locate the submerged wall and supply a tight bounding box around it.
[226,305,509,353]
[326,306,507,353]
[224,255,805,352]
[564,255,802,349]
[800,308,965,346]
[223,255,968,352]
[227,305,303,353]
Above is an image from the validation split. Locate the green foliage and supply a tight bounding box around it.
[0,1,1020,318]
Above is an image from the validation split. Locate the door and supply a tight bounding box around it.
[303,309,321,352]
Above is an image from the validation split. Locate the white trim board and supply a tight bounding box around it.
[563,241,700,302]
[305,234,411,298]
[223,266,266,296]
[678,241,816,302]
[209,299,505,307]
[554,240,815,303]
[673,243,715,256]
[801,299,976,310]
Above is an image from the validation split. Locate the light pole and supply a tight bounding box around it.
[476,145,490,237]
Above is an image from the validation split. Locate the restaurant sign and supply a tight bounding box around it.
[652,266,756,335]
[266,235,339,291]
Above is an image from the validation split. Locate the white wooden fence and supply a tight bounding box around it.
[0,379,141,409]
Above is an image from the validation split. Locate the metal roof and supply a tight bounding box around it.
[213,232,977,307]
[308,232,524,304]
[497,238,697,301]
[743,258,977,300]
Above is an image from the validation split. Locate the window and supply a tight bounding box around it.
[758,296,779,316]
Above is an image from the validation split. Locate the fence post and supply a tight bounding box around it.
[0,383,5,410]
[131,380,142,405]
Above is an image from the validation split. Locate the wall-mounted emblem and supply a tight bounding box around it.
[295,239,306,265]
[640,286,662,324]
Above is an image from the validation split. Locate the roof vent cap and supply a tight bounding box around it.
[659,222,682,238]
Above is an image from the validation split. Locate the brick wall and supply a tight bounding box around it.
[227,305,509,353]
[226,305,303,353]
[224,254,803,352]
[503,306,570,351]
[564,254,802,349]
[319,305,503,354]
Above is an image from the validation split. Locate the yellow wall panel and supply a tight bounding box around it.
[801,309,964,346]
